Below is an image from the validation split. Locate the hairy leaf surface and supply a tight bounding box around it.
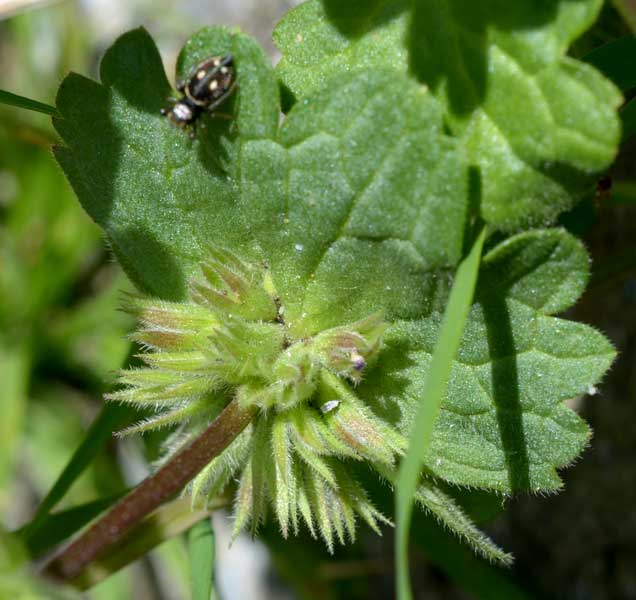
[274,0,622,229]
[241,69,469,333]
[361,229,615,493]
[54,27,278,300]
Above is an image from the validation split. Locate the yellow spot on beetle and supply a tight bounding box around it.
[209,80,219,91]
[196,70,206,80]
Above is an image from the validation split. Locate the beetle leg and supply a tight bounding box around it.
[189,119,198,139]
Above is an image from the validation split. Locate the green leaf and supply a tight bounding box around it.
[52,25,616,574]
[187,518,215,600]
[274,0,622,229]
[395,225,486,600]
[241,69,469,332]
[53,27,279,300]
[55,24,469,321]
[0,89,57,116]
[363,228,615,494]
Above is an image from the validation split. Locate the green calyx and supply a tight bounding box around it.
[109,247,404,548]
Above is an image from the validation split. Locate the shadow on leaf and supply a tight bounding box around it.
[108,228,186,301]
[359,336,417,430]
[482,298,530,492]
[321,0,587,117]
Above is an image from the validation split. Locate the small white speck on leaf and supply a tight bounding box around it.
[321,400,340,414]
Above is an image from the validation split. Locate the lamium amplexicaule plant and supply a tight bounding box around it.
[116,252,401,547]
[23,0,625,595]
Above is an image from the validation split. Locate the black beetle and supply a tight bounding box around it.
[162,55,236,132]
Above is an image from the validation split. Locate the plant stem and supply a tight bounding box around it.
[43,399,254,582]
[75,497,227,589]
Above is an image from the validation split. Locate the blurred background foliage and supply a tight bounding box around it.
[0,1,635,599]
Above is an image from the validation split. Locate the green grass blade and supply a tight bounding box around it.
[0,89,58,116]
[20,402,136,545]
[18,493,126,558]
[21,348,140,546]
[582,35,636,90]
[188,518,216,600]
[395,226,487,600]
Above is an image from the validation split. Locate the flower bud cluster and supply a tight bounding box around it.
[110,247,405,547]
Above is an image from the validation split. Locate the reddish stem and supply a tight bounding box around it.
[44,399,254,582]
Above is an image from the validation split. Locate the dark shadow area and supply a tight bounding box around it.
[537,158,599,207]
[261,497,386,600]
[322,0,409,39]
[357,335,418,430]
[196,94,238,178]
[462,166,482,257]
[482,298,531,492]
[108,229,186,301]
[265,459,532,599]
[408,0,578,115]
[52,29,187,298]
[99,27,172,116]
[321,0,588,117]
[360,464,530,600]
[408,0,488,116]
[279,81,296,114]
[52,27,249,299]
[52,73,118,226]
